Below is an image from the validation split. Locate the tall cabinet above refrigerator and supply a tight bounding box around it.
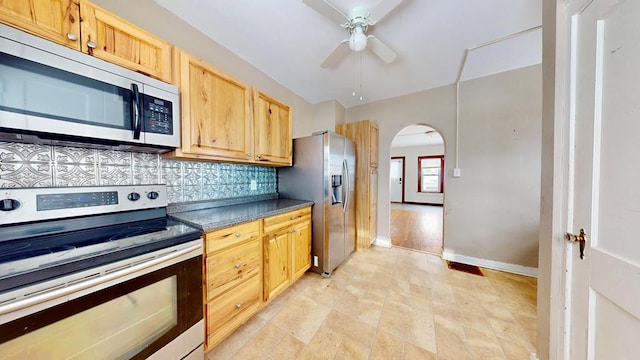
[278,131,355,277]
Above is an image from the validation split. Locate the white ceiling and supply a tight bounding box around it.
[391,125,443,148]
[154,0,542,108]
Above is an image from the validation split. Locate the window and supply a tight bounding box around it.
[418,155,444,193]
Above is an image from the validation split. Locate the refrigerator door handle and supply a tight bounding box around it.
[342,159,349,213]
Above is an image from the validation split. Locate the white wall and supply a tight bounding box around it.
[390,144,445,204]
[309,100,346,137]
[90,0,315,138]
[346,64,541,269]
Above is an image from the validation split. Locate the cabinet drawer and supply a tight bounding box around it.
[206,275,261,347]
[263,207,311,233]
[205,221,260,254]
[205,238,260,301]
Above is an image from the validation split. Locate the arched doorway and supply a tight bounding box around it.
[389,124,445,254]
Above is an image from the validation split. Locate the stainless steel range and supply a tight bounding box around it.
[0,185,204,360]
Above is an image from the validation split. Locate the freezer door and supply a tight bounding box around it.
[344,138,356,256]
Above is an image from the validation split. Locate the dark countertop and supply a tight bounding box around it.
[168,198,313,232]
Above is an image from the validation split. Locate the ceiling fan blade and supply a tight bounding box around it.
[320,40,350,68]
[303,0,349,25]
[368,0,403,24]
[367,35,397,63]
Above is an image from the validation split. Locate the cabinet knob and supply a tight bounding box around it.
[257,154,262,159]
[235,233,241,238]
[87,41,97,49]
[247,153,252,157]
[235,303,242,309]
[235,263,242,269]
[66,33,78,41]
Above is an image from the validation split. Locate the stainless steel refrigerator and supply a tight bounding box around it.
[278,131,356,277]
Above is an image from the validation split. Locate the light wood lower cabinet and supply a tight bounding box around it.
[204,220,261,351]
[203,206,312,352]
[291,220,312,281]
[263,229,290,301]
[263,207,311,302]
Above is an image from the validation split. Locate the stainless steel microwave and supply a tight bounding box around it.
[0,23,180,153]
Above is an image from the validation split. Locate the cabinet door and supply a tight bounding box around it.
[291,220,311,281]
[369,169,378,244]
[370,122,379,168]
[253,90,292,166]
[79,1,172,83]
[263,230,290,301]
[178,51,253,162]
[0,0,81,50]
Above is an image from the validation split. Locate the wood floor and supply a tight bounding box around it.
[390,204,443,254]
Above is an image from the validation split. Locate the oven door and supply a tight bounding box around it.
[0,241,203,360]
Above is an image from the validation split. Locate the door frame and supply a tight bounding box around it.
[540,0,589,358]
[390,156,405,203]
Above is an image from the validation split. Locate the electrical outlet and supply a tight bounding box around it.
[453,168,462,177]
[250,180,257,190]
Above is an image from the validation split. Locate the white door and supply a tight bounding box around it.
[389,158,403,203]
[565,0,640,358]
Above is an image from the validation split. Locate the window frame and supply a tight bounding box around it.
[417,155,444,193]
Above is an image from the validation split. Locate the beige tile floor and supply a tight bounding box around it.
[207,246,537,360]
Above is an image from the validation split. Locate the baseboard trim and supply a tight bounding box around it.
[373,237,392,248]
[442,251,538,277]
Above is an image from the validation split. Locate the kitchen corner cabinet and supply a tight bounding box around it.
[336,120,379,250]
[203,221,261,351]
[0,0,81,50]
[262,207,311,302]
[0,0,172,83]
[79,1,173,83]
[253,90,292,166]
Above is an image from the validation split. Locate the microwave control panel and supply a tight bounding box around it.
[142,94,173,135]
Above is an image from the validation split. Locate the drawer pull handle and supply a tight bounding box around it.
[235,263,242,269]
[236,303,242,309]
[235,233,241,238]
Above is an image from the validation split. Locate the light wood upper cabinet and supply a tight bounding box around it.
[166,51,293,166]
[0,0,81,50]
[0,0,173,83]
[168,50,253,162]
[253,90,292,166]
[79,1,172,83]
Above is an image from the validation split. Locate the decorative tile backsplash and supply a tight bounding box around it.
[0,142,277,203]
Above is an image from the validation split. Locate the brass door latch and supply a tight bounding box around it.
[565,229,587,259]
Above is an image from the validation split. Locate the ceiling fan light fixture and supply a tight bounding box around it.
[349,25,367,52]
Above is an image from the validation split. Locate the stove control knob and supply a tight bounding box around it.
[147,191,159,200]
[0,198,20,211]
[127,192,141,201]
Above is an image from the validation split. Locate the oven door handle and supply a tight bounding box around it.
[0,241,202,317]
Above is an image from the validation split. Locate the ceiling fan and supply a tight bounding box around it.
[303,0,402,68]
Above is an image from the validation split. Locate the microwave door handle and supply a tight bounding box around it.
[131,83,142,140]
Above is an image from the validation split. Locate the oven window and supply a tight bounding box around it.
[0,276,177,359]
